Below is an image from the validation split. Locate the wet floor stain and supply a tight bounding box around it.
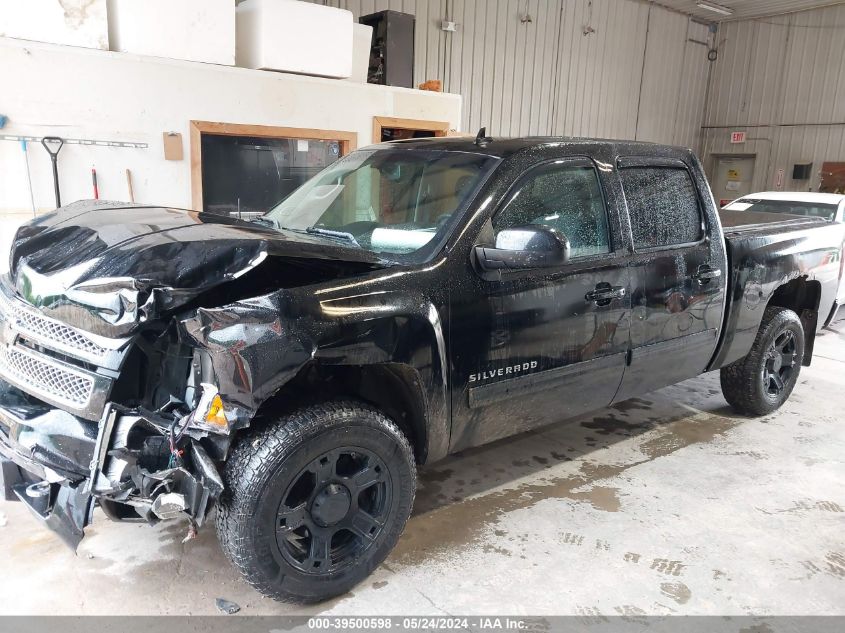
[611,398,654,413]
[660,581,691,604]
[650,558,686,576]
[481,544,513,557]
[732,450,769,460]
[392,409,739,566]
[637,412,738,460]
[614,604,648,619]
[421,468,453,483]
[574,605,607,623]
[739,623,775,633]
[825,552,845,578]
[758,499,844,515]
[580,414,653,436]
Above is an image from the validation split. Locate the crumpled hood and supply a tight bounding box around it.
[8,201,385,337]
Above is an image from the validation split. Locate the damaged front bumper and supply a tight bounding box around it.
[0,382,223,550]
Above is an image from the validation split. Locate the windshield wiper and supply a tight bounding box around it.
[248,216,278,228]
[305,226,361,247]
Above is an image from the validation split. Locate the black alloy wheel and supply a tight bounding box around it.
[762,328,798,396]
[216,401,416,603]
[720,306,805,416]
[276,447,391,574]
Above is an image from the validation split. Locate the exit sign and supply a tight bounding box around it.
[730,131,747,144]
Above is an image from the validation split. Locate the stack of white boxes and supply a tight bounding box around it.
[236,0,354,79]
[107,0,236,66]
[2,0,372,82]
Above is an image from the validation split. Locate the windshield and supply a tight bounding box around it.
[264,148,499,260]
[725,198,838,222]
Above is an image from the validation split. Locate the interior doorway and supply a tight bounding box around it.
[372,116,450,143]
[711,154,756,207]
[189,121,357,214]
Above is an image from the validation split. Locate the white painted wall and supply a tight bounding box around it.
[0,37,461,218]
[0,0,108,49]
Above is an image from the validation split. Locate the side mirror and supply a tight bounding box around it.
[475,225,571,272]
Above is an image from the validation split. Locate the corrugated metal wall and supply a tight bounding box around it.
[312,0,845,192]
[312,0,712,149]
[636,11,711,147]
[701,3,845,192]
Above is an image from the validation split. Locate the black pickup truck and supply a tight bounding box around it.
[1,137,843,603]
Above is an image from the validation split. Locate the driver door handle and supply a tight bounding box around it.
[585,283,626,305]
[694,266,722,284]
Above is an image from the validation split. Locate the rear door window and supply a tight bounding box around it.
[620,166,703,249]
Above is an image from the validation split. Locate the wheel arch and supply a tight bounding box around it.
[766,276,821,366]
[250,361,439,465]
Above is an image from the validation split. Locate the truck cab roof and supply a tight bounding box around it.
[374,135,695,160]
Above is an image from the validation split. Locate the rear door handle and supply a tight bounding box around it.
[694,266,722,284]
[586,283,626,305]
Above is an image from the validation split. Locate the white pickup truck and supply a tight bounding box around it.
[722,191,845,318]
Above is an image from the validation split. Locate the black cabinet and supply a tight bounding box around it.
[359,10,415,88]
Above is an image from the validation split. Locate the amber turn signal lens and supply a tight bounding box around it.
[205,394,228,427]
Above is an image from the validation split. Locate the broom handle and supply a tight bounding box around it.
[125,168,135,202]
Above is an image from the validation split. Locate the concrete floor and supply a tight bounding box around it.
[1,324,843,616]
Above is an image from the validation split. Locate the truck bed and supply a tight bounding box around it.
[711,211,845,370]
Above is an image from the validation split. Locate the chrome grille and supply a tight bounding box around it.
[0,345,94,408]
[14,307,108,357]
[0,283,116,419]
[0,285,129,369]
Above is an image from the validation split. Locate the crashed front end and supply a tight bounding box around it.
[0,276,246,549]
[0,202,386,549]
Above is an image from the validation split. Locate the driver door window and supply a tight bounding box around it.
[493,162,611,259]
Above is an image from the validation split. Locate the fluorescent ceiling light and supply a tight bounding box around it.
[696,1,734,15]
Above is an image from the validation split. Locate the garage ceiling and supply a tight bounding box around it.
[656,0,845,21]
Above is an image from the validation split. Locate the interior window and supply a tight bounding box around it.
[620,166,703,249]
[201,134,342,216]
[493,162,611,259]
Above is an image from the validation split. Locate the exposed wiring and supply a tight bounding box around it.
[167,413,191,468]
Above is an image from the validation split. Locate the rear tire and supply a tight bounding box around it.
[216,400,416,603]
[720,306,805,416]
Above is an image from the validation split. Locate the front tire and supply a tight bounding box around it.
[720,306,805,416]
[216,401,416,603]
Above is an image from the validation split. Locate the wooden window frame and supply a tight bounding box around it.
[372,116,450,144]
[189,120,358,211]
